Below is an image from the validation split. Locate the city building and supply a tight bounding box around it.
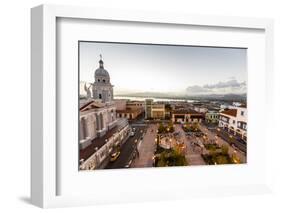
[164,104,172,119]
[205,111,219,123]
[194,106,208,113]
[79,100,117,149]
[79,117,130,170]
[218,105,247,141]
[114,99,128,110]
[145,99,153,119]
[126,101,145,109]
[151,104,165,119]
[172,109,204,123]
[145,99,165,119]
[79,56,131,169]
[114,99,144,120]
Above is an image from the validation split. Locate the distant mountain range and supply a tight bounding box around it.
[115,92,247,102]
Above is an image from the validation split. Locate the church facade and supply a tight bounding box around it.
[79,56,131,170]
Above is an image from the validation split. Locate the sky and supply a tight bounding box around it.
[79,41,247,96]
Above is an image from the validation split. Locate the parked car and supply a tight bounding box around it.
[110,151,120,162]
[130,131,135,137]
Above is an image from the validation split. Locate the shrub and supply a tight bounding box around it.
[155,148,188,167]
[221,144,229,155]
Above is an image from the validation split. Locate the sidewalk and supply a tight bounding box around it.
[132,124,157,168]
[199,124,246,163]
[175,124,205,166]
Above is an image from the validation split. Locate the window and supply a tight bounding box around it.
[233,120,235,124]
[103,79,106,83]
[98,79,100,82]
[99,94,102,99]
[241,111,244,116]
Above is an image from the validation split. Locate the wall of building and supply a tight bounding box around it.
[80,121,131,170]
[219,107,247,140]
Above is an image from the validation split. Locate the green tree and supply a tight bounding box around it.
[156,149,188,167]
[221,144,229,155]
[158,123,165,134]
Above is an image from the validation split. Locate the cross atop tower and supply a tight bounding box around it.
[99,54,104,68]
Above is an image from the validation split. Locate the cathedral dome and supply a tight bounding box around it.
[95,67,110,78]
[94,55,111,84]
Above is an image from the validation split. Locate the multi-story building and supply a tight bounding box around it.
[218,105,247,141]
[115,99,144,120]
[172,109,204,123]
[126,101,145,109]
[194,106,208,113]
[79,101,117,149]
[151,104,165,119]
[145,99,153,119]
[205,111,219,123]
[164,104,172,119]
[79,56,131,170]
[145,99,166,119]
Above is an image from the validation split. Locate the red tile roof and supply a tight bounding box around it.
[80,101,104,111]
[172,108,201,115]
[220,109,237,117]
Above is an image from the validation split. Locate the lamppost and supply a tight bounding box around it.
[155,134,160,146]
[215,135,219,146]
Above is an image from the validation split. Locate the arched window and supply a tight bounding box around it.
[102,79,106,83]
[99,94,102,99]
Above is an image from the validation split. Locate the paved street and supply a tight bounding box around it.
[199,124,246,163]
[132,124,157,168]
[175,124,206,165]
[105,126,146,169]
[216,128,247,153]
[105,121,246,169]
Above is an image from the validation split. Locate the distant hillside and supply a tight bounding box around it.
[115,92,246,102]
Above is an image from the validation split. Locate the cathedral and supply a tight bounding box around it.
[79,55,130,170]
[92,55,114,103]
[79,56,117,148]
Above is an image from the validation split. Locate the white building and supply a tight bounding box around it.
[92,55,114,103]
[79,101,117,149]
[218,105,247,141]
[194,106,208,113]
[145,99,165,119]
[79,56,131,170]
[172,109,204,123]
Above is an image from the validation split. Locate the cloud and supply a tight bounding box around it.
[186,85,210,94]
[186,79,246,95]
[203,79,244,89]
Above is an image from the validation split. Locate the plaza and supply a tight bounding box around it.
[79,54,247,170]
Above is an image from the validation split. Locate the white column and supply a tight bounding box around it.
[80,118,84,140]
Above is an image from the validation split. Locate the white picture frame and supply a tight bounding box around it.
[31,4,274,208]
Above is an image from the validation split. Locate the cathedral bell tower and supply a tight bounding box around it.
[92,55,114,103]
